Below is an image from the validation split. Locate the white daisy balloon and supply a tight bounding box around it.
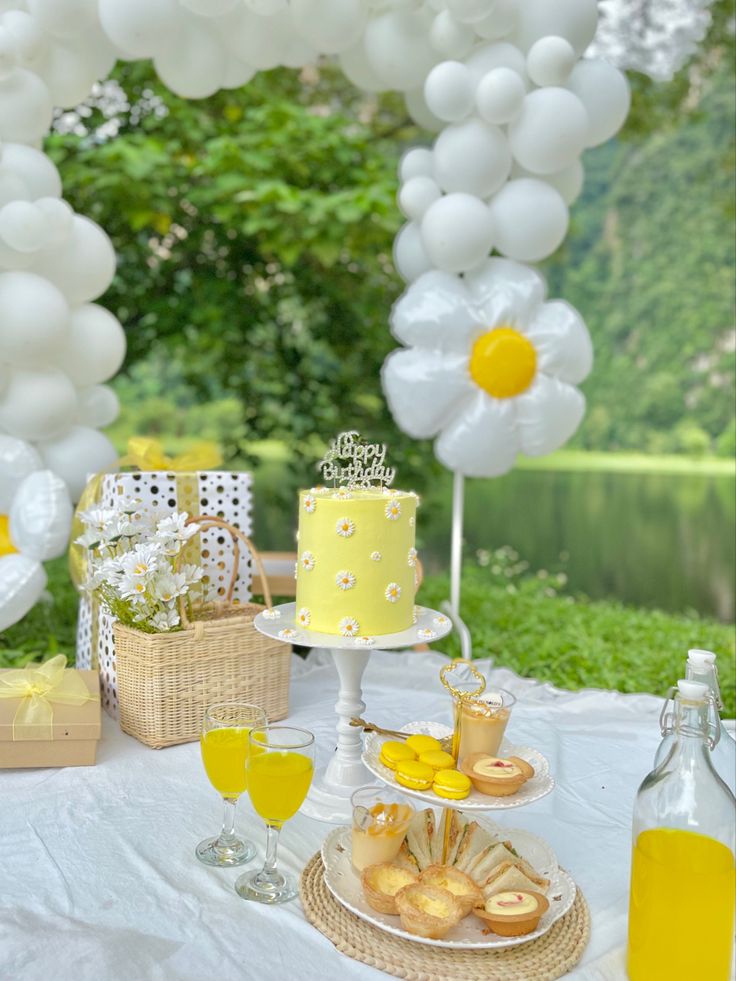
[382,258,592,478]
[0,434,73,631]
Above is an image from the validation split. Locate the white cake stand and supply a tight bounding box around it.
[254,603,453,823]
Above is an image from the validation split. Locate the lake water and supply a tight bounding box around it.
[252,467,735,622]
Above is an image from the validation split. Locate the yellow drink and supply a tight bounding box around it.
[628,828,735,981]
[200,727,251,798]
[248,751,314,826]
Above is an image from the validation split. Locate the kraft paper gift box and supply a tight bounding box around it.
[74,467,253,718]
[0,656,101,769]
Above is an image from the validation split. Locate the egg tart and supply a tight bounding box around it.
[460,753,531,797]
[395,883,464,939]
[418,865,483,916]
[475,890,549,936]
[361,862,419,915]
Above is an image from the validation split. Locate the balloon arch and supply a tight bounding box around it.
[0,0,630,631]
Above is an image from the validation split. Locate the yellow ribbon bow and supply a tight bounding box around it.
[120,437,223,473]
[0,654,98,741]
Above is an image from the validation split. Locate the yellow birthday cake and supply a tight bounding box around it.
[294,433,419,638]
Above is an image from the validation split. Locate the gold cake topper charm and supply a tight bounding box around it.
[318,431,396,489]
[440,659,487,766]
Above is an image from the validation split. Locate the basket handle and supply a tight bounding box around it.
[176,514,273,629]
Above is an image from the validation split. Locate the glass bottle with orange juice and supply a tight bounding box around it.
[627,680,735,981]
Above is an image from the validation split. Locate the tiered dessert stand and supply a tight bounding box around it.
[254,602,453,823]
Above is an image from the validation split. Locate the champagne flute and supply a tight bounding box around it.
[235,725,315,904]
[196,702,268,867]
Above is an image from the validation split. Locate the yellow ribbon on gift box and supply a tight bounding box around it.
[68,437,223,592]
[0,654,98,741]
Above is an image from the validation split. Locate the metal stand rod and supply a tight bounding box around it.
[443,470,472,659]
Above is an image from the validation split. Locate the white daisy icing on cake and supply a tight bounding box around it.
[336,517,356,538]
[409,516,415,528]
[417,628,437,640]
[370,550,382,561]
[279,627,298,640]
[385,582,401,603]
[336,570,356,591]
[339,616,360,637]
[297,607,311,627]
[333,487,352,499]
[412,605,419,624]
[354,636,375,647]
[385,500,401,520]
[303,493,317,513]
[262,608,281,620]
[407,547,417,567]
[300,551,315,571]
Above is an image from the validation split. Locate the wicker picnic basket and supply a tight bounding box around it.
[113,515,290,749]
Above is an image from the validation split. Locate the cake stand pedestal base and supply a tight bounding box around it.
[301,647,377,824]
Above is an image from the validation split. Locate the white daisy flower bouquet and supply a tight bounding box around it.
[76,500,205,633]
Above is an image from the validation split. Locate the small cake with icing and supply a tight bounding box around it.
[295,487,418,636]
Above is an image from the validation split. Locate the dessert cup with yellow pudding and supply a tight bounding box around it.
[432,769,471,800]
[460,753,534,797]
[395,882,465,939]
[474,890,550,936]
[351,787,415,873]
[379,740,416,771]
[395,759,435,791]
[418,865,483,916]
[361,862,419,915]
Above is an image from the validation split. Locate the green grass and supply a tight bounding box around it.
[3,552,734,715]
[516,450,736,477]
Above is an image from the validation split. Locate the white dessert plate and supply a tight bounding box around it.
[362,721,554,811]
[320,816,575,950]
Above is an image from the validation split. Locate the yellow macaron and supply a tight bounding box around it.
[405,734,442,755]
[418,750,456,772]
[433,769,472,800]
[395,759,435,791]
[379,741,417,771]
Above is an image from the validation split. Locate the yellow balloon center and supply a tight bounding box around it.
[0,514,17,556]
[469,326,537,399]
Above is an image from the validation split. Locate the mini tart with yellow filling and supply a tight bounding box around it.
[474,890,550,936]
[361,862,419,915]
[460,752,531,797]
[395,883,464,939]
[418,865,483,916]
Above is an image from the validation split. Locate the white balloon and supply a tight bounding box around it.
[508,87,588,174]
[338,39,385,92]
[526,35,576,87]
[32,216,116,305]
[512,0,598,56]
[404,88,444,133]
[220,9,298,72]
[58,303,126,386]
[429,11,474,60]
[76,384,120,427]
[154,21,225,99]
[245,0,287,11]
[274,13,317,68]
[26,0,98,40]
[473,0,518,40]
[423,61,474,123]
[0,144,61,198]
[466,41,527,85]
[446,0,491,23]
[0,11,47,62]
[34,28,117,108]
[567,58,631,147]
[421,193,494,273]
[0,270,69,367]
[490,178,568,261]
[512,158,584,205]
[398,175,441,221]
[98,0,177,58]
[433,119,511,197]
[399,147,434,182]
[0,367,77,440]
[34,197,74,246]
[0,25,18,80]
[222,57,256,90]
[37,425,118,502]
[393,221,433,283]
[9,469,72,561]
[0,434,42,511]
[0,68,52,144]
[291,0,368,55]
[475,67,525,124]
[0,554,47,633]
[0,171,26,208]
[181,0,239,15]
[0,201,45,252]
[364,10,437,92]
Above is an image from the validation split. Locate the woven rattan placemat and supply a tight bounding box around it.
[299,853,590,981]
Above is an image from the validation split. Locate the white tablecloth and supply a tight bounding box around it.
[0,649,675,981]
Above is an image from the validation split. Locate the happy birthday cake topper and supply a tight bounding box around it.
[318,431,396,488]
